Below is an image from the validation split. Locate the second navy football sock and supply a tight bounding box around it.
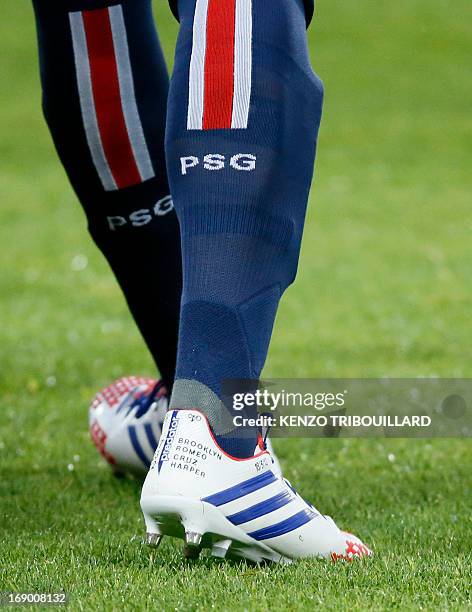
[166,0,324,456]
[32,0,182,388]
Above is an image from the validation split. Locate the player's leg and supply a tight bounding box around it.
[32,0,181,389]
[141,0,371,562]
[166,0,322,457]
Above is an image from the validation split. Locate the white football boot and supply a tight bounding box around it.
[89,376,168,476]
[141,409,372,563]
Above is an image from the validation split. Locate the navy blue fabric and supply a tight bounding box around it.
[167,0,324,456]
[202,471,277,507]
[32,0,182,388]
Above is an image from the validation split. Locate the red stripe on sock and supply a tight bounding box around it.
[202,0,236,130]
[82,8,141,189]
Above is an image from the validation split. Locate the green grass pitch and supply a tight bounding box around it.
[0,1,470,609]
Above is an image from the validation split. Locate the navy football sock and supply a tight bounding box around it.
[166,0,323,457]
[32,0,182,388]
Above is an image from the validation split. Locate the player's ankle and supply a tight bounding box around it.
[169,381,259,459]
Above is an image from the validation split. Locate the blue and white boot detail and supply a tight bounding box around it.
[140,409,372,563]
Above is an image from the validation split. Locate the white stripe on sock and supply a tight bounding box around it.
[187,0,210,130]
[108,5,155,182]
[231,0,252,129]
